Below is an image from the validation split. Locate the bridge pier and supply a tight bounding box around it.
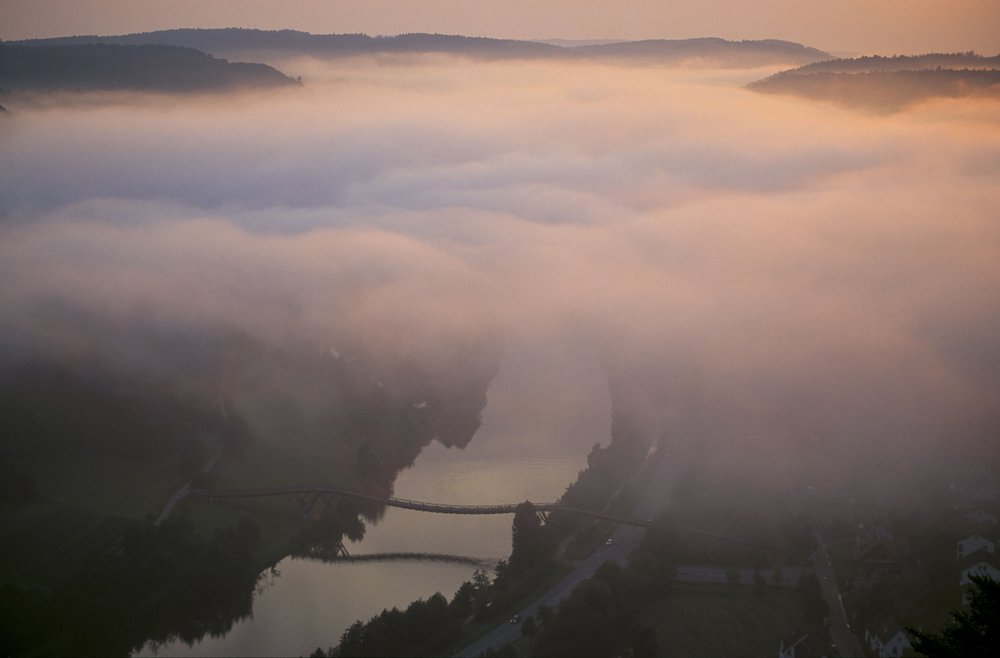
[536,510,549,525]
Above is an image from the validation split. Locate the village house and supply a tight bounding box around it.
[863,616,912,658]
[955,534,995,560]
[854,522,906,576]
[777,632,825,658]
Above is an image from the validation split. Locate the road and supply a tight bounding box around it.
[455,440,687,657]
[155,448,222,526]
[813,533,864,657]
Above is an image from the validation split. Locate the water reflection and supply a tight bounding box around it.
[140,344,610,656]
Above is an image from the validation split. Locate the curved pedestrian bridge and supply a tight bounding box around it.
[187,486,652,527]
[299,551,500,568]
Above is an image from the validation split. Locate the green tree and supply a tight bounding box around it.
[450,581,476,619]
[907,575,1000,658]
[521,614,537,638]
[510,501,556,574]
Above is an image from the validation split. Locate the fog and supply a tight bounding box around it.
[2,56,998,497]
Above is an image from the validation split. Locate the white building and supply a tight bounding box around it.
[864,617,912,658]
[956,534,996,560]
[959,559,1000,586]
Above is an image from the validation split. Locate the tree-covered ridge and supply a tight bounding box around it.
[772,52,1000,75]
[13,29,560,59]
[0,42,298,93]
[748,52,1000,111]
[569,37,829,65]
[13,29,830,66]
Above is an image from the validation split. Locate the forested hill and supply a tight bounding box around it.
[13,30,562,59]
[763,52,1000,75]
[0,42,298,93]
[571,37,829,66]
[748,52,1000,110]
[14,29,830,66]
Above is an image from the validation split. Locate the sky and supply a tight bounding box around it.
[1,0,999,55]
[2,54,998,495]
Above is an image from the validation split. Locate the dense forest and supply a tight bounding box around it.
[748,52,1000,110]
[766,52,1000,75]
[0,42,298,93]
[13,29,829,66]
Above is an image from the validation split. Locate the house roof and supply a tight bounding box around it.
[957,534,996,560]
[780,632,825,658]
[957,552,999,574]
[867,614,907,644]
[856,523,907,563]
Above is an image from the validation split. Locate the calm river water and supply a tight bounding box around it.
[141,342,611,656]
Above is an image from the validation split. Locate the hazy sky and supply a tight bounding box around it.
[1,0,998,55]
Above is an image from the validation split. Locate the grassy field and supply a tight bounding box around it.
[0,498,130,587]
[32,456,186,520]
[2,454,186,590]
[0,500,99,579]
[176,426,367,562]
[210,435,362,492]
[640,583,825,658]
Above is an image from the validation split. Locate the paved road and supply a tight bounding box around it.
[814,533,864,657]
[155,449,222,526]
[155,482,191,526]
[455,440,688,657]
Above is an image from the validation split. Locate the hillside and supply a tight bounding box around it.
[748,52,1000,110]
[572,37,829,66]
[0,42,298,94]
[15,29,830,67]
[768,52,1000,75]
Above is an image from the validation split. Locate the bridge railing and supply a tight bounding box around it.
[187,486,652,526]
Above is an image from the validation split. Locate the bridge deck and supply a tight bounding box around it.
[187,486,652,527]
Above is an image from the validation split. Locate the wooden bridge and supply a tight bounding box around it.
[187,486,653,527]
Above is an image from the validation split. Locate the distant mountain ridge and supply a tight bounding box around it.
[0,42,298,94]
[13,28,831,66]
[570,37,829,65]
[748,52,1000,111]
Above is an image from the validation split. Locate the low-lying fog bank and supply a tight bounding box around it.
[1,55,998,498]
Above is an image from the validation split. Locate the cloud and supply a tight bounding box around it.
[1,57,998,488]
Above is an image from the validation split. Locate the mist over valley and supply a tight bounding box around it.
[1,25,998,657]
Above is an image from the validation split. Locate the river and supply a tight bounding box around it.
[140,342,612,656]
